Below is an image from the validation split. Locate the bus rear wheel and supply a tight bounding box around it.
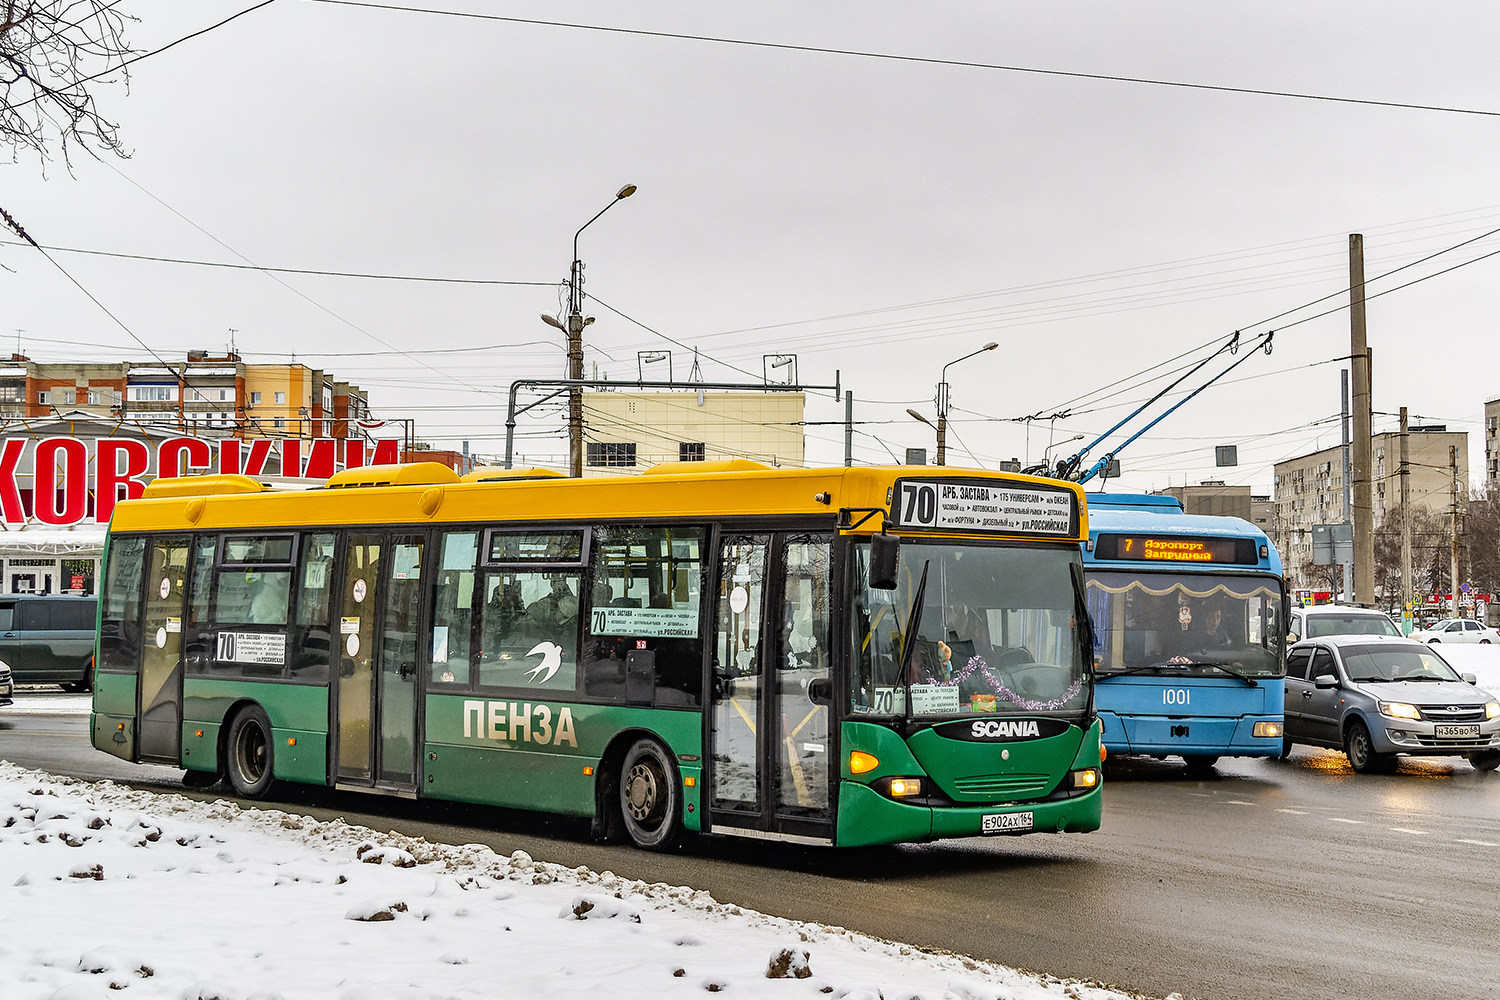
[226,705,275,799]
[619,738,680,851]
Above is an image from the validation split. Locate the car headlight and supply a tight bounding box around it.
[1379,701,1421,720]
[1486,702,1500,720]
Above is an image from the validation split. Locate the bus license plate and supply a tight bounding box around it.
[1434,725,1480,738]
[982,812,1034,834]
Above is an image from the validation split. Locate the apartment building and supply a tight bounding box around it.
[1272,425,1466,574]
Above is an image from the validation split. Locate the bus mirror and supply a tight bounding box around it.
[807,677,833,706]
[869,532,900,590]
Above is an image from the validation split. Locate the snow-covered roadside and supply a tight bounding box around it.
[0,762,1153,1000]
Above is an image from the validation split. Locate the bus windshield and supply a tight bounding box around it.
[1086,570,1284,678]
[849,540,1090,719]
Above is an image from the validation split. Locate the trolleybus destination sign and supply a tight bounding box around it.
[890,478,1076,537]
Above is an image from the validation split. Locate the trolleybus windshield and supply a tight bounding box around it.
[849,540,1090,718]
[1086,570,1284,678]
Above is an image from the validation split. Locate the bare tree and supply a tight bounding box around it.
[1,1,137,166]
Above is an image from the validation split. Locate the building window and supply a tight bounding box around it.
[586,442,637,467]
[679,442,706,462]
[0,385,22,403]
[128,385,175,402]
[37,391,50,405]
[274,391,286,404]
[274,417,285,429]
[87,391,103,406]
[250,391,262,405]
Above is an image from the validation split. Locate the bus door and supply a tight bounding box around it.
[708,531,834,844]
[333,532,424,791]
[138,537,190,763]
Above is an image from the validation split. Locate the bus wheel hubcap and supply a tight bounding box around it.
[626,764,658,822]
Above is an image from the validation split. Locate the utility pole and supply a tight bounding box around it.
[1340,368,1352,604]
[1400,407,1412,631]
[1349,234,1375,606]
[844,390,853,467]
[542,185,637,478]
[1451,444,1461,618]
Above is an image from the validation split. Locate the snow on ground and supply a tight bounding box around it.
[0,761,1152,1000]
[1425,643,1500,697]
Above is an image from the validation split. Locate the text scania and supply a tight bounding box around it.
[972,719,1042,739]
[462,700,579,747]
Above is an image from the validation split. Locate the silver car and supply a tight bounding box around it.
[0,658,11,707]
[1283,634,1500,773]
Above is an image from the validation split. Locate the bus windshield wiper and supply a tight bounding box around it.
[1097,659,1259,686]
[896,560,931,726]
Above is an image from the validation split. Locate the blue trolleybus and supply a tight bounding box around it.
[1081,493,1286,772]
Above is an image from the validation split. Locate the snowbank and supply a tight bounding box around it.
[0,762,1153,1000]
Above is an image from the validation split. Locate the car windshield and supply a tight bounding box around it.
[1085,571,1284,677]
[1307,613,1401,638]
[848,540,1089,719]
[1341,644,1462,683]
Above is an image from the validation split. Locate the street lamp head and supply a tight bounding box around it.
[982,341,998,351]
[540,313,565,331]
[906,408,934,427]
[616,184,638,200]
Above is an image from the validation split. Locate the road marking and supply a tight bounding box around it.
[1456,838,1498,847]
[1224,799,1255,805]
[1388,827,1426,835]
[1275,808,1307,814]
[1329,817,1363,824]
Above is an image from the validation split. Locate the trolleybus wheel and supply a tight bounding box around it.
[619,738,680,851]
[1344,720,1394,774]
[226,705,276,799]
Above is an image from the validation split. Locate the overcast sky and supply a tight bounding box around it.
[5,1,1499,492]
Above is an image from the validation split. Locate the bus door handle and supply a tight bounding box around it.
[398,662,416,680]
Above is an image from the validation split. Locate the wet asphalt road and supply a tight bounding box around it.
[4,691,1498,1000]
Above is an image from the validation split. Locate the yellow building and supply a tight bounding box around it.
[244,364,327,438]
[580,391,805,477]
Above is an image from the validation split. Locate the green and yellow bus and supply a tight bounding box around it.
[92,460,1102,849]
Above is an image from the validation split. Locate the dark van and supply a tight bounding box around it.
[0,595,98,690]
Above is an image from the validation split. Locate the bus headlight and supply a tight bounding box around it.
[1253,722,1283,738]
[1379,702,1421,721]
[1070,768,1100,790]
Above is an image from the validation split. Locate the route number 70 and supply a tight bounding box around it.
[898,483,939,526]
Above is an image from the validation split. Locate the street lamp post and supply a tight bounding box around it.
[934,342,998,465]
[542,184,637,477]
[1044,433,1085,474]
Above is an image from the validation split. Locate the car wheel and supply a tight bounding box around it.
[619,737,680,851]
[1182,755,1219,775]
[1345,720,1395,774]
[226,705,275,799]
[1470,750,1500,772]
[1483,640,1492,645]
[1428,638,1440,644]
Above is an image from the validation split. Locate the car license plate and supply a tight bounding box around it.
[1434,724,1481,738]
[982,812,1034,834]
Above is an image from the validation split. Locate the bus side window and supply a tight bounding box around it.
[583,525,706,706]
[184,535,216,675]
[289,532,337,682]
[99,536,147,675]
[431,532,479,686]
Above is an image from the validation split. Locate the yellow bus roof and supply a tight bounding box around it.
[115,463,1089,543]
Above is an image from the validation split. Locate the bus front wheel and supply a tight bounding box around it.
[619,738,680,851]
[226,705,275,799]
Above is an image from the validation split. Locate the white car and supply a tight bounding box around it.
[1411,618,1500,644]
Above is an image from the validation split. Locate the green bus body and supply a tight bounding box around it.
[91,464,1102,848]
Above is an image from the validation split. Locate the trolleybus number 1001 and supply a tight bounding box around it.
[1164,689,1190,706]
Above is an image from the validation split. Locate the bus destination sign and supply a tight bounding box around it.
[1096,534,1257,565]
[891,479,1076,538]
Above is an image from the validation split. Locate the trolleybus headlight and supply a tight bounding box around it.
[1252,721,1283,738]
[849,751,880,774]
[1487,701,1500,720]
[1070,768,1100,790]
[887,778,922,798]
[1379,701,1421,721]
